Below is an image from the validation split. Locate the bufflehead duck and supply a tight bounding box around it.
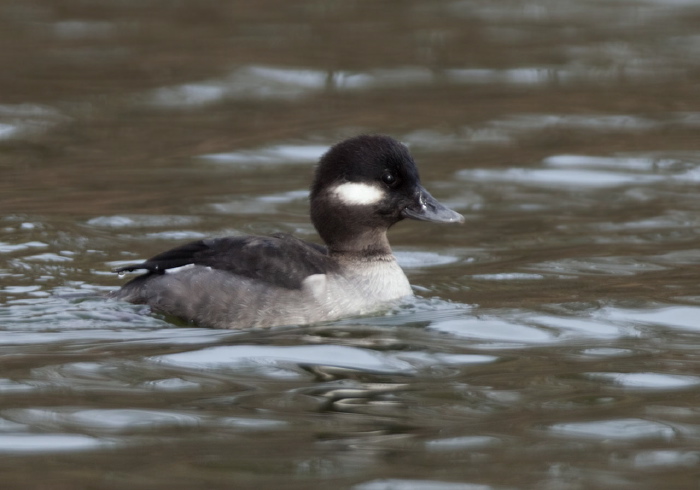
[112,135,463,329]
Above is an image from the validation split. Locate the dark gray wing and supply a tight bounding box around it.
[114,233,333,290]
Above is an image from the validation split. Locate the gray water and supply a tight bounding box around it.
[2,1,700,489]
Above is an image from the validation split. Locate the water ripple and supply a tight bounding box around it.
[546,418,676,441]
[584,372,700,390]
[353,479,494,490]
[152,344,418,377]
[0,433,115,453]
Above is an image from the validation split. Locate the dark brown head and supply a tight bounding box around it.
[309,135,463,254]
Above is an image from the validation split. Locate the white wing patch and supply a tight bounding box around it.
[302,274,327,301]
[164,263,196,274]
[333,182,385,206]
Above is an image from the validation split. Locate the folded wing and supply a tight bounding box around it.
[115,233,333,290]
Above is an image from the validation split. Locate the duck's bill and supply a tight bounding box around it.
[401,187,464,224]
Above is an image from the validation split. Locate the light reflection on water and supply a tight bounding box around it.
[2,0,700,488]
[546,418,677,441]
[458,151,700,189]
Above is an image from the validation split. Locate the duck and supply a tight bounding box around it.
[112,134,463,329]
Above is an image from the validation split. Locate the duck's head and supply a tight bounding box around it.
[310,135,463,254]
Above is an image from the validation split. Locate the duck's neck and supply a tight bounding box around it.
[326,229,394,259]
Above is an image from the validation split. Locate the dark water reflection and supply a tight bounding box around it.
[3,0,700,488]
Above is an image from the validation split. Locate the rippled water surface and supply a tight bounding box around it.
[2,1,700,489]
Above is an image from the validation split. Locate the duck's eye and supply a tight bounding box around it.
[381,173,398,187]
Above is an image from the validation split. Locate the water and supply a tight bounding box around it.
[2,0,700,488]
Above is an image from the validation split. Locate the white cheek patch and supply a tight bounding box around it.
[333,182,385,206]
